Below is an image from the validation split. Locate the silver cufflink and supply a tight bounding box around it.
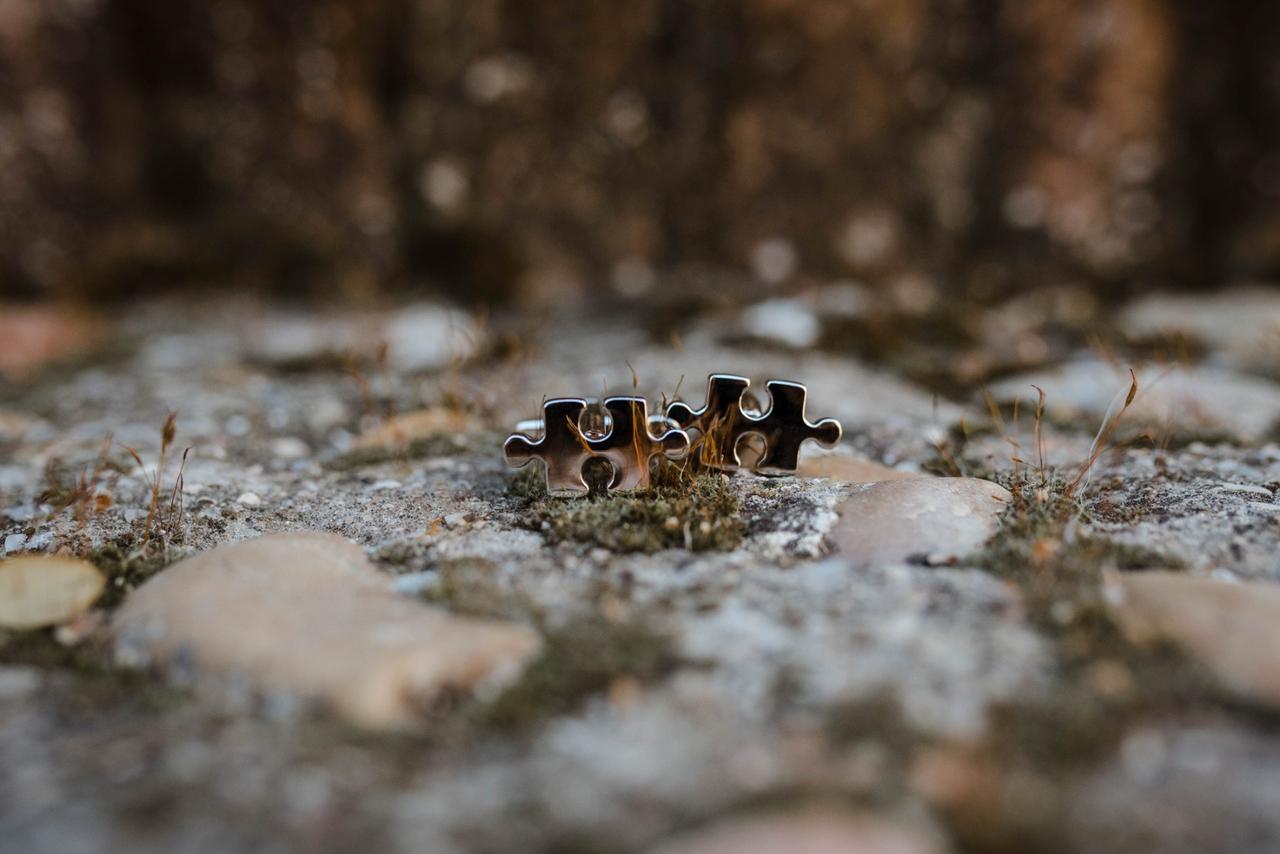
[668,373,842,475]
[504,374,842,496]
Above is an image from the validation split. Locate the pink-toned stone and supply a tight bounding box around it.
[114,531,541,729]
[832,478,1010,567]
[1109,571,1280,708]
[0,555,105,631]
[797,452,924,483]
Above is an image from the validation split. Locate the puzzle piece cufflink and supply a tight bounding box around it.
[504,374,842,496]
[504,396,689,497]
[667,373,841,475]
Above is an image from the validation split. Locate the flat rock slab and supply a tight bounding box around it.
[990,359,1280,442]
[650,806,948,854]
[1109,571,1280,708]
[113,531,541,729]
[1120,287,1280,374]
[797,450,925,482]
[831,478,1010,568]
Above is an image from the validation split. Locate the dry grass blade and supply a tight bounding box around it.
[1032,384,1047,480]
[123,412,191,546]
[1066,368,1138,498]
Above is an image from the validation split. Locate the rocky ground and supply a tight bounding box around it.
[3,286,1280,853]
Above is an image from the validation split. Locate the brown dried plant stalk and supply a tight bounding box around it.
[124,411,191,544]
[1064,368,1139,498]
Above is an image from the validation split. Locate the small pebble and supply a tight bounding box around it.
[237,492,262,507]
[271,437,311,460]
[4,533,27,553]
[225,414,252,437]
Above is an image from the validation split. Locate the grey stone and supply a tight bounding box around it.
[990,358,1280,442]
[830,478,1011,569]
[113,532,541,729]
[1120,286,1280,375]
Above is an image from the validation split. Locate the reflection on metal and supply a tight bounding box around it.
[504,374,841,495]
[667,374,841,474]
[503,397,688,496]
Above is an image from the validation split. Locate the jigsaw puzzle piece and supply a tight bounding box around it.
[746,380,842,474]
[589,396,689,491]
[665,373,752,471]
[503,397,593,496]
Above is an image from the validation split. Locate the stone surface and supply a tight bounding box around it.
[650,806,948,854]
[351,409,470,451]
[6,300,1280,853]
[0,409,30,443]
[113,532,541,729]
[1109,571,1280,708]
[1120,286,1280,374]
[384,304,482,372]
[0,556,104,630]
[1069,724,1280,853]
[797,449,925,482]
[831,478,1011,568]
[990,358,1280,441]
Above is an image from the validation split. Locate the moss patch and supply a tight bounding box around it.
[513,461,746,553]
[797,471,1246,854]
[89,542,185,609]
[471,614,679,732]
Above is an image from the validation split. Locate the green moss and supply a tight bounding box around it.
[471,614,679,732]
[803,474,1238,854]
[505,464,546,501]
[514,461,746,553]
[89,542,185,609]
[971,474,1182,629]
[960,470,1225,776]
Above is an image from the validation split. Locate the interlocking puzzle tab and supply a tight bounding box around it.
[666,374,841,474]
[503,398,593,496]
[504,396,690,495]
[587,396,689,492]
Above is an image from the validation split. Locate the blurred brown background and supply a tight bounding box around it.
[2,0,1278,306]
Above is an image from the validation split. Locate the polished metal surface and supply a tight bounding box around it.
[505,373,839,494]
[503,397,595,496]
[587,396,689,492]
[666,373,841,474]
[504,397,688,495]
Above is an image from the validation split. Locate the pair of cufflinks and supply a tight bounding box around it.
[504,374,841,496]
